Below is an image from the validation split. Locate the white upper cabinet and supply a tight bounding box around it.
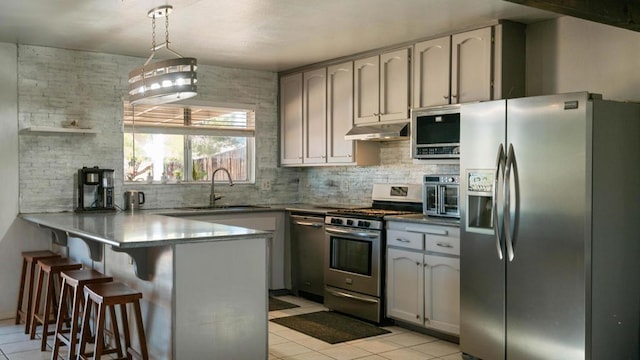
[303,68,327,164]
[451,27,493,104]
[380,49,410,122]
[354,55,380,124]
[413,21,525,107]
[413,36,451,108]
[280,62,379,167]
[280,73,303,165]
[355,48,410,124]
[327,62,355,163]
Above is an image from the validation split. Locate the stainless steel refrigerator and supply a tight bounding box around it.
[459,92,640,360]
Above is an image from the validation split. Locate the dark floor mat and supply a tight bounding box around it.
[269,297,300,311]
[270,311,390,344]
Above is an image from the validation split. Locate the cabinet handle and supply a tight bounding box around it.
[395,238,411,243]
[452,94,458,98]
[443,95,449,99]
[416,314,420,319]
[436,242,454,248]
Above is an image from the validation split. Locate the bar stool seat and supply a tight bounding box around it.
[29,257,82,351]
[15,250,60,334]
[51,269,113,360]
[78,282,149,360]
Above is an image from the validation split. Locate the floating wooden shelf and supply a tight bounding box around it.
[20,126,99,134]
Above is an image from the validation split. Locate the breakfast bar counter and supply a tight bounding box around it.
[20,211,271,360]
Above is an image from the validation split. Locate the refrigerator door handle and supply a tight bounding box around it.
[492,143,505,260]
[504,143,520,261]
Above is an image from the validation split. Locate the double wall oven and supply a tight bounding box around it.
[324,184,422,323]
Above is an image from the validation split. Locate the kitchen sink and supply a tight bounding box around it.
[177,205,270,211]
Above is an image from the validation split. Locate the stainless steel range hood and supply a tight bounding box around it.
[344,122,409,141]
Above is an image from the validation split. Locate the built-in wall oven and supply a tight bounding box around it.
[324,184,423,323]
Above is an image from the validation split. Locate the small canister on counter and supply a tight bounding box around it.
[124,190,145,211]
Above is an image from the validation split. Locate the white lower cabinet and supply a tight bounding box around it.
[424,254,460,334]
[386,221,460,335]
[387,248,423,324]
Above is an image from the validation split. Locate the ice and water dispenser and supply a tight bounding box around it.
[466,170,495,233]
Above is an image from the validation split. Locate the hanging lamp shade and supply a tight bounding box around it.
[128,57,197,105]
[128,5,198,105]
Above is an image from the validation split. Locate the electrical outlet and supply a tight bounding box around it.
[341,179,349,191]
[261,180,272,191]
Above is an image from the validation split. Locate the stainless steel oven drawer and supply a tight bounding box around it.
[324,286,382,324]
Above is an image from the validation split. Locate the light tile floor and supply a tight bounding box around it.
[0,295,462,359]
[269,295,462,360]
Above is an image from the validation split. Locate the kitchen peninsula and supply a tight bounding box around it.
[20,211,271,360]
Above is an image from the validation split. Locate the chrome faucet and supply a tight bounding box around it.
[210,167,234,207]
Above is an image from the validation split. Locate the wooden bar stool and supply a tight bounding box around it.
[77,282,149,360]
[29,257,82,351]
[51,269,113,360]
[15,250,61,334]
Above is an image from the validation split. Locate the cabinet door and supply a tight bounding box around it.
[327,62,355,163]
[386,248,423,325]
[280,73,303,165]
[451,27,492,104]
[303,68,327,164]
[380,48,410,122]
[424,254,460,335]
[414,37,451,107]
[354,55,380,124]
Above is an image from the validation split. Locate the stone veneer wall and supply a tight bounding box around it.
[17,44,455,213]
[299,140,458,205]
[17,45,299,212]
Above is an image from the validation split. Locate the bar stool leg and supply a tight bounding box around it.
[93,302,106,360]
[29,265,45,340]
[132,300,149,359]
[14,258,27,328]
[77,296,92,360]
[39,268,57,351]
[109,305,124,359]
[51,277,72,360]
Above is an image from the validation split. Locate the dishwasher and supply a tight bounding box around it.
[290,213,325,301]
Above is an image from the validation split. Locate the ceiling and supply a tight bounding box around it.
[0,0,558,72]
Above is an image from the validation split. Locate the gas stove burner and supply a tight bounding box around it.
[329,208,417,218]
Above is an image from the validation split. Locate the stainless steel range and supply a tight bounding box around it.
[324,183,422,323]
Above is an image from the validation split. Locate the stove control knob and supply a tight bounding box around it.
[358,220,371,228]
[332,218,343,225]
[346,219,354,226]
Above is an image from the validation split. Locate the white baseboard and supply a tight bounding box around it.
[0,311,15,321]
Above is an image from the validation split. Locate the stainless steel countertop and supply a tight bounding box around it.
[20,211,271,249]
[19,203,363,249]
[384,213,461,227]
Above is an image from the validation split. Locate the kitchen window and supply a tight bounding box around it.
[123,102,255,184]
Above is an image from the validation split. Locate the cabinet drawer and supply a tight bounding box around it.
[387,230,423,250]
[424,227,460,256]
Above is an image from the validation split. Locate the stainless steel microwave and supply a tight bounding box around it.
[411,105,461,159]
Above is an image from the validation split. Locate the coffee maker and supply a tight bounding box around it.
[76,166,115,212]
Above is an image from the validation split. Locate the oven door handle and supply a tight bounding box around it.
[326,227,379,239]
[326,288,378,304]
[293,220,324,228]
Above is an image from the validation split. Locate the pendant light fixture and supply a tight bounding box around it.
[128,5,197,105]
